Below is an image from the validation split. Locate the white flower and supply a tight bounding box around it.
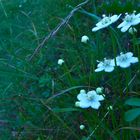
[116,52,139,68]
[81,35,89,43]
[76,90,104,109]
[96,87,104,94]
[92,14,121,32]
[95,58,115,72]
[128,27,137,34]
[79,125,85,130]
[118,11,140,32]
[58,59,64,65]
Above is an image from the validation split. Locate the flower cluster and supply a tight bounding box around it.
[75,89,104,109]
[92,11,140,32]
[95,52,139,72]
[74,11,139,112]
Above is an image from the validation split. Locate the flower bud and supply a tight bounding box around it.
[58,59,64,65]
[75,101,80,107]
[81,35,89,43]
[96,87,103,94]
[129,27,137,34]
[80,89,86,94]
[107,105,113,110]
[80,124,85,130]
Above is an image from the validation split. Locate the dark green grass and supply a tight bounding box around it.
[0,0,140,139]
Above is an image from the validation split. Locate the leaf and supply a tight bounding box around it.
[125,108,140,122]
[39,74,51,87]
[52,108,80,113]
[134,38,140,45]
[125,98,140,107]
[79,9,100,20]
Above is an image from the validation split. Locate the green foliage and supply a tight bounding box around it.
[125,98,140,121]
[0,0,140,139]
[125,98,140,107]
[125,108,140,122]
[39,73,51,87]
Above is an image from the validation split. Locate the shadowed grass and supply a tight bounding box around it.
[0,0,139,139]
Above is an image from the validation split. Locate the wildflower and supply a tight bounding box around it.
[75,89,104,109]
[107,106,113,110]
[95,58,115,72]
[96,87,104,94]
[81,35,89,43]
[116,52,138,68]
[58,59,64,65]
[118,11,140,32]
[92,14,121,32]
[80,125,85,130]
[128,27,137,34]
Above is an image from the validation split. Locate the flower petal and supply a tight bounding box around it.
[91,101,101,109]
[77,92,87,101]
[92,23,111,32]
[118,61,131,68]
[135,13,140,18]
[121,24,131,32]
[111,14,121,23]
[92,27,101,32]
[87,90,96,96]
[94,94,104,101]
[95,67,104,72]
[129,57,139,64]
[131,18,140,26]
[79,100,91,108]
[104,66,114,72]
[111,59,115,66]
[96,20,103,27]
[97,62,104,67]
[126,52,133,57]
[117,21,127,28]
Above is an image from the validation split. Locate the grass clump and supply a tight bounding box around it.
[0,0,140,139]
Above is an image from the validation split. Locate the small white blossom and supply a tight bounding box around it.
[80,125,85,130]
[81,35,89,43]
[118,11,140,32]
[92,14,121,32]
[75,90,104,109]
[95,58,115,72]
[96,87,104,94]
[128,27,137,34]
[116,52,138,68]
[58,59,64,65]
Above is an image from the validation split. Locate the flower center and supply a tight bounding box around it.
[125,14,134,22]
[119,54,128,62]
[124,11,136,22]
[103,59,111,67]
[101,17,111,25]
[87,94,94,101]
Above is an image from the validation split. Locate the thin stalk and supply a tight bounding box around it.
[41,100,79,140]
[63,64,75,86]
